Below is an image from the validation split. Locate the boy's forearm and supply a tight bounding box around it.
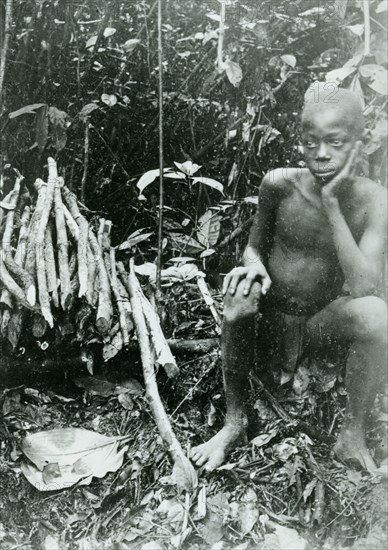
[325,202,378,296]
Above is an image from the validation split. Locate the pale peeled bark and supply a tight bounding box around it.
[126,262,196,491]
[35,158,57,327]
[2,177,35,306]
[24,179,47,278]
[117,261,178,378]
[88,229,112,335]
[109,248,129,346]
[53,179,71,310]
[7,206,31,349]
[44,221,59,308]
[60,182,89,298]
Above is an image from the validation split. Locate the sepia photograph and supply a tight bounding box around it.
[0,0,387,548]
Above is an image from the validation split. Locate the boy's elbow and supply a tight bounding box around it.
[351,273,380,298]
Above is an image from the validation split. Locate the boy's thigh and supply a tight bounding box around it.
[305,296,356,351]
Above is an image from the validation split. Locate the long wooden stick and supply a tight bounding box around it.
[24,179,47,278]
[88,228,112,335]
[86,244,97,306]
[0,0,13,102]
[53,179,71,309]
[80,122,90,203]
[60,182,89,298]
[127,260,197,492]
[36,158,56,326]
[44,220,59,308]
[156,0,164,305]
[0,255,35,309]
[3,183,35,306]
[7,205,31,349]
[117,261,178,378]
[2,177,31,304]
[109,248,129,345]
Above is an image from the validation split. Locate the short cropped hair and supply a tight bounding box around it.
[302,81,365,138]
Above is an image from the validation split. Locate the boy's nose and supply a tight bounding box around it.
[316,142,330,160]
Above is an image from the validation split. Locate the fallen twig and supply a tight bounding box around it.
[251,372,334,444]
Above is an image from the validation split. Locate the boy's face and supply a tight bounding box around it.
[301,107,357,185]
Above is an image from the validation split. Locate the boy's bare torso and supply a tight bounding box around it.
[265,167,381,312]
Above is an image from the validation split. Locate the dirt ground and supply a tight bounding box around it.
[1,348,387,550]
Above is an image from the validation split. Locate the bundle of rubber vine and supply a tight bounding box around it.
[0,157,144,371]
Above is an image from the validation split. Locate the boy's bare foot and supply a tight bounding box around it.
[190,424,245,471]
[333,427,378,473]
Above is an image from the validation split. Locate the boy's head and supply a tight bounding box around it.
[301,82,365,183]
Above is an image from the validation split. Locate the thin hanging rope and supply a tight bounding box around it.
[156,0,164,304]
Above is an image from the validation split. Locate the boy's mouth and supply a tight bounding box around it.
[313,169,336,180]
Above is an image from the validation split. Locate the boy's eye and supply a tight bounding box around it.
[329,139,344,147]
[305,140,317,149]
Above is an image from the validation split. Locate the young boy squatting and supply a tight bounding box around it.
[190,84,387,473]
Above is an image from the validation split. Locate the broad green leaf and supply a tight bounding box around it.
[174,160,201,176]
[135,263,157,277]
[118,232,153,251]
[239,488,259,536]
[359,64,385,79]
[137,169,160,193]
[9,103,46,119]
[122,38,140,53]
[177,263,202,281]
[243,196,258,204]
[192,177,224,193]
[303,479,317,502]
[197,210,220,247]
[164,171,187,179]
[136,168,178,193]
[377,1,388,13]
[20,428,129,490]
[224,60,243,87]
[206,13,222,22]
[103,27,116,38]
[344,54,363,68]
[325,66,356,84]
[346,24,364,37]
[359,64,388,95]
[250,430,277,447]
[85,35,97,49]
[265,524,308,550]
[200,248,216,258]
[203,30,219,44]
[167,256,196,264]
[299,7,324,16]
[281,54,296,67]
[348,74,365,109]
[170,234,205,255]
[101,93,117,107]
[171,455,198,492]
[79,103,99,121]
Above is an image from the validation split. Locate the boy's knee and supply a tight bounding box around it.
[224,281,261,323]
[347,296,387,342]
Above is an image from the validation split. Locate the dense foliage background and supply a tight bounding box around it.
[1,3,388,549]
[1,0,387,274]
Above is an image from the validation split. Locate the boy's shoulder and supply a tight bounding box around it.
[261,167,309,193]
